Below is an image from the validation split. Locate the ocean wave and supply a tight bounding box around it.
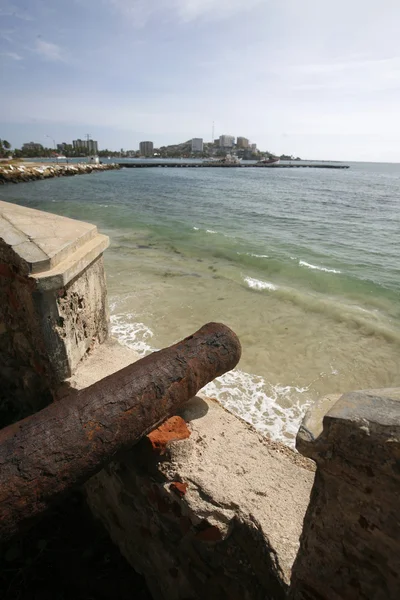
[241,278,400,343]
[206,229,217,234]
[109,310,309,447]
[192,226,199,230]
[203,369,312,447]
[299,260,341,274]
[237,252,269,259]
[244,276,277,291]
[110,313,154,357]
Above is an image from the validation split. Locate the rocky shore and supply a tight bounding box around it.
[0,162,120,184]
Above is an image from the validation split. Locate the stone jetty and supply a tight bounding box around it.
[0,162,120,184]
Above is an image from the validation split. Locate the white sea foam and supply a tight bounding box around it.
[203,369,312,447]
[244,276,277,291]
[192,226,199,231]
[110,311,309,447]
[237,252,269,259]
[299,260,341,274]
[206,229,217,234]
[110,313,154,357]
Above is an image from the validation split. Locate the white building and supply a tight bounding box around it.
[191,138,203,152]
[251,143,257,152]
[219,135,235,148]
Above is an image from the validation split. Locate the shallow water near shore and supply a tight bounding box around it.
[2,161,400,446]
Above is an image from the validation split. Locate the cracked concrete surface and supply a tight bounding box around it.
[80,339,314,598]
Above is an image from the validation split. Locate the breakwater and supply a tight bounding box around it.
[118,161,350,169]
[0,162,120,184]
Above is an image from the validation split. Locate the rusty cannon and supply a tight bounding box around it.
[0,323,241,541]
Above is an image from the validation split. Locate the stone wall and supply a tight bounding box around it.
[0,200,109,426]
[83,393,314,600]
[0,238,52,424]
[290,389,400,600]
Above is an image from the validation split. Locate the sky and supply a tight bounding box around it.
[1,0,399,161]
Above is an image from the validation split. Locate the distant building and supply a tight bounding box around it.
[139,141,154,156]
[22,142,44,152]
[251,143,257,152]
[191,138,203,152]
[72,139,99,153]
[219,135,235,148]
[73,139,99,154]
[88,140,98,153]
[57,142,67,153]
[191,138,203,153]
[237,137,249,149]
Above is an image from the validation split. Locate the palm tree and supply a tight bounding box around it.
[3,140,11,150]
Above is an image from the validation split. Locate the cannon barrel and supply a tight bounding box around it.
[0,322,241,540]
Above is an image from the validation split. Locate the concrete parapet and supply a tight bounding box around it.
[63,339,314,598]
[85,395,314,599]
[0,200,109,426]
[78,335,314,599]
[291,388,400,599]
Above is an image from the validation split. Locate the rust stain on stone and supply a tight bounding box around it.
[147,416,190,455]
[170,481,188,498]
[0,263,13,278]
[195,525,222,542]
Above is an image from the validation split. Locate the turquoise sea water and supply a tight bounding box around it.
[2,161,399,445]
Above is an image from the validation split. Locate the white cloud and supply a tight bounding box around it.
[172,0,265,22]
[270,56,400,95]
[285,56,400,75]
[35,39,64,62]
[107,0,155,26]
[107,0,265,25]
[0,51,22,60]
[0,3,33,21]
[0,29,17,44]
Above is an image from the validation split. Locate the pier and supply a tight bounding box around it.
[118,162,350,169]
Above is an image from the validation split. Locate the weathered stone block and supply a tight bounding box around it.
[83,391,314,600]
[291,388,400,600]
[0,200,109,426]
